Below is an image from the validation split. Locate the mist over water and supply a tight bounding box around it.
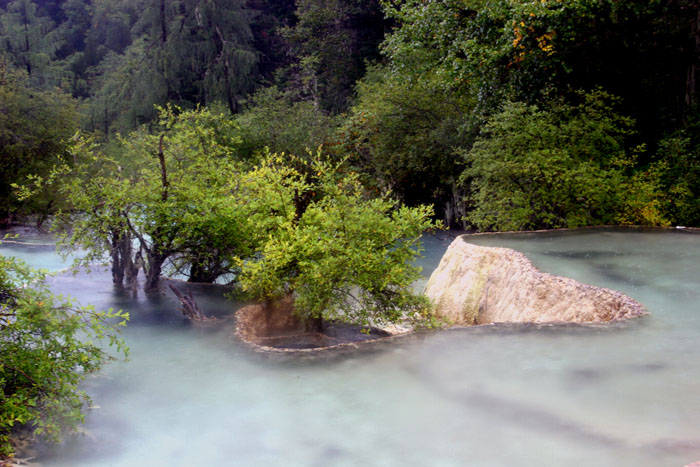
[3,228,700,467]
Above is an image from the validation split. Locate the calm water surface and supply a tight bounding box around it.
[2,228,699,467]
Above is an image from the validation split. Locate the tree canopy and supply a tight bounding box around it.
[42,106,439,330]
[461,92,665,231]
[235,153,438,328]
[0,59,77,228]
[52,105,245,290]
[4,0,697,228]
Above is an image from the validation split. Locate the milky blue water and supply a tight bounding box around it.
[2,228,699,467]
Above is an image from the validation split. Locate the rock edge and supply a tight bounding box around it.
[234,297,410,353]
[424,236,647,325]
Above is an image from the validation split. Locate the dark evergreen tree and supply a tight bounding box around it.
[247,0,296,82]
[282,0,386,113]
[0,0,63,86]
[83,0,258,133]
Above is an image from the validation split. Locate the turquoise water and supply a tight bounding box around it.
[2,228,699,467]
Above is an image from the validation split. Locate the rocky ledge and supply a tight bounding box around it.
[234,296,408,353]
[424,236,647,326]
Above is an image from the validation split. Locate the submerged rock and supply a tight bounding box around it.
[424,236,647,326]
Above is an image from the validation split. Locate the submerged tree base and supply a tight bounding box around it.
[0,432,41,467]
[234,297,411,353]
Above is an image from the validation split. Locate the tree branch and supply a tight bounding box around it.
[158,134,168,202]
[0,360,46,395]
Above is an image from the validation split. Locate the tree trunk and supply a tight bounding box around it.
[687,8,700,107]
[305,316,324,333]
[160,0,168,45]
[141,134,171,292]
[110,235,124,285]
[34,199,52,231]
[0,210,13,229]
[121,234,139,286]
[169,285,209,321]
[293,189,312,225]
[158,134,168,201]
[144,253,165,291]
[110,230,139,286]
[212,24,238,114]
[442,180,468,229]
[125,248,140,286]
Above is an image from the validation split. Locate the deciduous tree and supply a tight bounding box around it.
[0,60,78,228]
[461,92,666,231]
[52,106,245,290]
[0,252,127,457]
[236,152,439,330]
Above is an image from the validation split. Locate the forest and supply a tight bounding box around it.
[1,0,699,232]
[1,0,700,460]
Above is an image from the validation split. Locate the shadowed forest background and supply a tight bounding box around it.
[1,0,699,232]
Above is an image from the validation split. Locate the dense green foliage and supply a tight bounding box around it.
[51,106,246,289]
[381,0,697,133]
[5,0,696,229]
[3,0,700,289]
[461,92,664,230]
[3,0,699,257]
[235,85,340,158]
[0,251,127,456]
[42,106,438,325]
[345,0,699,228]
[235,153,438,327]
[342,68,474,225]
[281,0,384,113]
[0,59,77,228]
[651,129,700,226]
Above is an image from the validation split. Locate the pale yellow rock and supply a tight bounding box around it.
[424,237,646,326]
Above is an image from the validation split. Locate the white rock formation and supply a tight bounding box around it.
[424,237,647,326]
